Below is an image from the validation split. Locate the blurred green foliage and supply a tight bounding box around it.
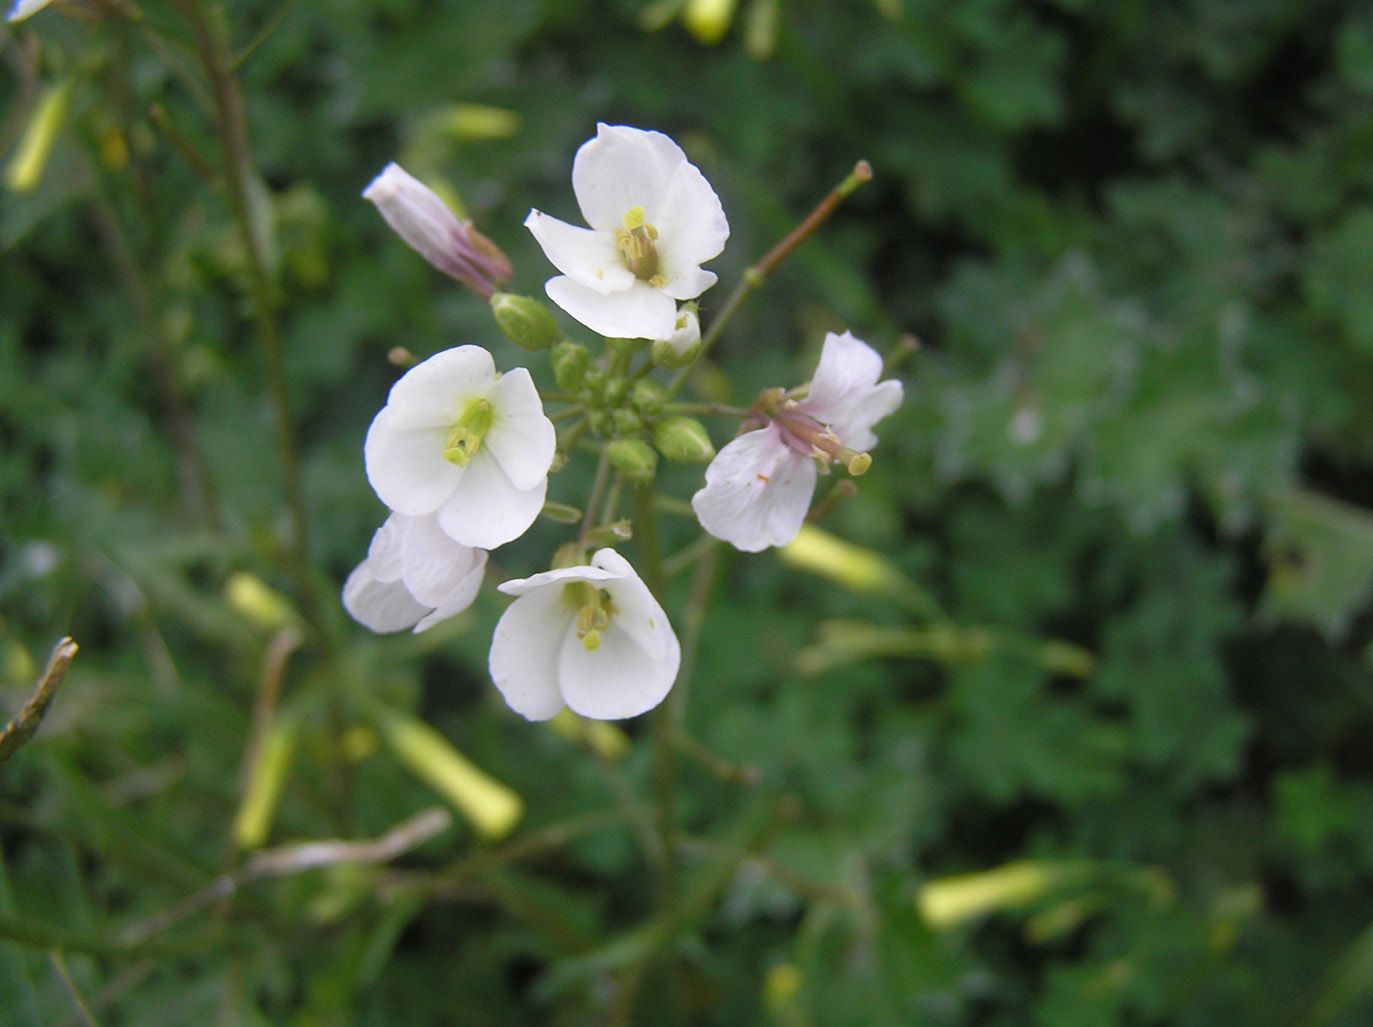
[4,0,1373,1023]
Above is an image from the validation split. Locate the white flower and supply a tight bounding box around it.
[488,548,680,721]
[364,162,512,299]
[364,345,556,550]
[524,124,728,341]
[691,331,904,552]
[343,512,487,633]
[8,0,52,22]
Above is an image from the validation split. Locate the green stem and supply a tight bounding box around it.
[667,159,873,400]
[175,0,319,628]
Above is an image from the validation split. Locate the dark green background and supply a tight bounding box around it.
[5,0,1373,1022]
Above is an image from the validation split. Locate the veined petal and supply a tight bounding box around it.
[571,124,688,232]
[342,561,428,633]
[797,332,887,429]
[400,514,487,609]
[691,426,818,552]
[524,210,633,294]
[364,410,461,514]
[437,451,546,549]
[384,345,497,429]
[489,587,574,721]
[485,368,556,491]
[655,159,729,271]
[545,276,678,340]
[837,378,903,451]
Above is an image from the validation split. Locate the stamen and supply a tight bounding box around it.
[616,207,661,280]
[443,397,494,466]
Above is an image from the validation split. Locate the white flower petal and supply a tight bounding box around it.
[659,266,718,302]
[797,332,889,430]
[485,368,556,491]
[342,561,427,633]
[655,160,729,273]
[545,276,678,340]
[591,549,677,662]
[489,587,574,721]
[7,0,52,21]
[384,345,497,429]
[691,426,818,552]
[400,514,486,609]
[365,513,409,582]
[557,617,679,720]
[571,124,688,232]
[524,210,634,294]
[437,452,546,550]
[497,564,620,598]
[364,409,461,515]
[838,378,904,451]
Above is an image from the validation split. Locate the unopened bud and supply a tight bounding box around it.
[605,438,658,482]
[551,341,590,391]
[651,306,701,369]
[363,162,512,299]
[491,292,562,351]
[630,379,667,416]
[611,408,644,434]
[654,416,715,464]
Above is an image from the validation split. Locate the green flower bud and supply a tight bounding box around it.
[601,378,629,406]
[630,379,667,416]
[611,408,644,434]
[605,438,658,482]
[650,305,701,369]
[490,292,562,351]
[551,341,590,391]
[654,415,715,464]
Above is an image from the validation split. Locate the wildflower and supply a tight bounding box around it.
[524,124,728,340]
[692,331,903,551]
[488,548,680,721]
[364,162,512,299]
[343,513,487,633]
[364,345,556,550]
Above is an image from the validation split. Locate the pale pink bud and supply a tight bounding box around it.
[364,162,512,299]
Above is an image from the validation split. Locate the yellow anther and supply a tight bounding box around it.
[615,208,661,281]
[847,452,872,476]
[568,582,617,651]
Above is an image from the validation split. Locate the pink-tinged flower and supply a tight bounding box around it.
[691,331,903,552]
[364,345,556,550]
[524,124,728,341]
[488,549,680,721]
[364,162,512,299]
[343,512,487,633]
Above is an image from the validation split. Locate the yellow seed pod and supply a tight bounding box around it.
[6,79,72,194]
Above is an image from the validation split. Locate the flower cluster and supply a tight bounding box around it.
[344,125,901,723]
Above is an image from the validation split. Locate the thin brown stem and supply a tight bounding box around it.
[0,638,78,767]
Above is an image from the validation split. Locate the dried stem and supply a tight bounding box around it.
[0,638,78,767]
